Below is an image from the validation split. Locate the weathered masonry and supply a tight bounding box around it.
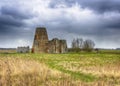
[47,38,67,53]
[32,27,48,53]
[32,27,67,53]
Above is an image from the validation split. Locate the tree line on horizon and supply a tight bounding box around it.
[70,38,95,52]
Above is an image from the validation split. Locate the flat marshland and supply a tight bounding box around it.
[0,51,120,86]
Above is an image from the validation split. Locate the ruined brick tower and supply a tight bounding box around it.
[32,27,48,53]
[32,27,67,53]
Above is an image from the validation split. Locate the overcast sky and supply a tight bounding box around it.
[0,0,120,48]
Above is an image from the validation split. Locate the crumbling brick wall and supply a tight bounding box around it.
[32,27,48,53]
[32,27,67,53]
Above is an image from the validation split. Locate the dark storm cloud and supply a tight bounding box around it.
[49,0,120,13]
[0,5,35,48]
[105,18,120,29]
[0,15,24,28]
[1,6,33,19]
[76,0,120,13]
[0,6,34,35]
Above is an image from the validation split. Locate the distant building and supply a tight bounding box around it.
[17,46,29,53]
[32,27,67,53]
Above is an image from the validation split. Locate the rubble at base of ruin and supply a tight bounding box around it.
[32,27,67,53]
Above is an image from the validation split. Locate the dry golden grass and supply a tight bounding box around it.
[58,61,120,77]
[0,57,72,86]
[0,50,16,53]
[0,53,120,86]
[0,58,112,86]
[56,60,120,86]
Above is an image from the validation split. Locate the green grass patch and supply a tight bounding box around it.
[47,61,97,82]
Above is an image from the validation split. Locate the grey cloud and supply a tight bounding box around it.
[1,6,33,19]
[77,0,120,13]
[0,5,35,34]
[0,5,35,47]
[0,15,24,27]
[105,19,120,29]
[49,0,120,13]
[49,0,75,8]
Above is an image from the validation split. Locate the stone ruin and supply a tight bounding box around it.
[17,46,30,53]
[32,27,67,53]
[47,38,67,53]
[32,27,48,53]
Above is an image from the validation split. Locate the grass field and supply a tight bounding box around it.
[0,51,120,86]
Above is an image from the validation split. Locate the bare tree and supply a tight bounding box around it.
[71,38,95,52]
[71,38,77,48]
[78,38,83,49]
[83,39,95,52]
[71,38,83,49]
[71,38,84,52]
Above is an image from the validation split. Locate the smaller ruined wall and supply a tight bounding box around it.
[59,40,67,53]
[17,46,29,53]
[47,38,67,53]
